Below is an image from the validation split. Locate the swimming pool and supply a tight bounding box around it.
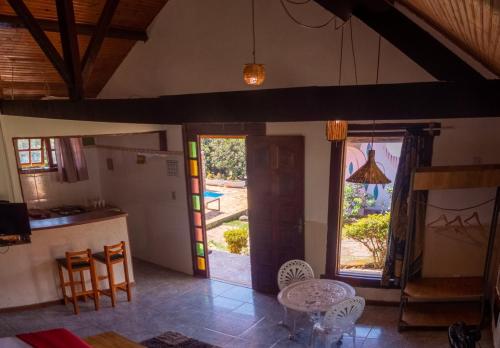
[204,191,223,199]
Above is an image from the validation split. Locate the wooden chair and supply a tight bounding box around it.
[56,249,100,315]
[93,241,132,307]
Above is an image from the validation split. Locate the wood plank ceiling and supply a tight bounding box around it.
[398,0,500,76]
[0,0,167,99]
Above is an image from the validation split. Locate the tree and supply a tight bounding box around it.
[201,138,246,180]
[342,213,390,268]
[342,183,376,224]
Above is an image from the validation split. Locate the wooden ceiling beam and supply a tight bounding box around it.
[0,14,148,41]
[55,0,83,100]
[313,0,485,81]
[1,81,499,124]
[82,0,120,82]
[6,0,70,85]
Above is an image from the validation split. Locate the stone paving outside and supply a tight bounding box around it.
[204,184,381,283]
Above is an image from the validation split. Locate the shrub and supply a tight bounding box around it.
[342,213,390,268]
[201,138,246,180]
[343,183,376,224]
[224,228,249,254]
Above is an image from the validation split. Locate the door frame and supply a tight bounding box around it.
[183,123,266,277]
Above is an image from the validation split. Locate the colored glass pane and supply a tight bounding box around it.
[188,141,197,158]
[193,212,202,226]
[196,242,205,257]
[195,227,203,242]
[190,160,198,177]
[192,195,201,211]
[197,257,206,271]
[191,178,200,194]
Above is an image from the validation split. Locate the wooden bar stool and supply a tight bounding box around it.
[56,249,99,315]
[93,241,132,307]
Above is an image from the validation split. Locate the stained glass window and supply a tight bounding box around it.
[195,228,203,242]
[190,160,199,177]
[196,242,205,257]
[197,257,206,271]
[193,212,202,226]
[192,195,201,211]
[189,141,197,158]
[191,178,200,194]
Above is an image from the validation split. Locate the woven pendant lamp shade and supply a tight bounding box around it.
[346,149,391,184]
[243,63,265,86]
[326,120,348,141]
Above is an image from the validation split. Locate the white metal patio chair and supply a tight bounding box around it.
[309,296,366,348]
[277,260,315,334]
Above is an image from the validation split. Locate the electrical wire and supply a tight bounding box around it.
[349,19,358,85]
[338,25,344,85]
[279,0,348,29]
[251,0,256,63]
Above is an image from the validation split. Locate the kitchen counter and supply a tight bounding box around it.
[0,209,133,310]
[30,209,128,231]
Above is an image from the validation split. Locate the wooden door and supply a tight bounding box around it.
[246,136,305,293]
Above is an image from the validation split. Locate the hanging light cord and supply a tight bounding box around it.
[279,0,348,29]
[370,35,382,148]
[349,19,358,85]
[251,0,256,64]
[376,35,382,84]
[338,26,344,85]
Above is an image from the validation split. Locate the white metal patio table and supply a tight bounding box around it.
[277,279,355,339]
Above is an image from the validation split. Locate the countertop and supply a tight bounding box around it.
[30,209,128,231]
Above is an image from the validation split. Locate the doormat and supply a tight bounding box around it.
[141,331,221,348]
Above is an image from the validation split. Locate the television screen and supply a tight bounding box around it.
[0,203,31,236]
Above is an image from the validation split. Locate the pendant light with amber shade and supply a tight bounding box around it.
[346,35,390,185]
[243,0,265,86]
[326,24,348,141]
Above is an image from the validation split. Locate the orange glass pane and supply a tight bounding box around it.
[197,257,206,271]
[191,178,200,194]
[190,160,198,177]
[193,212,202,226]
[195,227,203,242]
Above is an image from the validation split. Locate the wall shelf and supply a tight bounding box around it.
[401,302,482,329]
[404,277,483,301]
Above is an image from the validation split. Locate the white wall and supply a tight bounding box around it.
[0,116,193,275]
[19,147,102,209]
[94,131,193,275]
[267,118,500,302]
[100,0,433,98]
[0,115,171,203]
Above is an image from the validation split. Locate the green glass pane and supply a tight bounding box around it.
[196,242,204,257]
[189,141,197,158]
[192,195,201,211]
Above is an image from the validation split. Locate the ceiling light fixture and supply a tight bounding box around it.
[346,35,391,185]
[243,0,265,86]
[326,24,347,141]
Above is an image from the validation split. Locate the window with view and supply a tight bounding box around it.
[15,138,57,171]
[339,138,402,278]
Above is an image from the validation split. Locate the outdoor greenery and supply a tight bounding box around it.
[201,138,246,180]
[224,228,249,254]
[342,212,390,268]
[343,183,376,224]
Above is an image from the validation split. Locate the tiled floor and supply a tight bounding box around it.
[0,259,494,347]
[209,250,252,287]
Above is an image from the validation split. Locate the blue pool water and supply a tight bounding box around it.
[204,191,223,198]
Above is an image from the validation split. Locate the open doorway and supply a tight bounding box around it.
[200,136,251,287]
[339,138,403,277]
